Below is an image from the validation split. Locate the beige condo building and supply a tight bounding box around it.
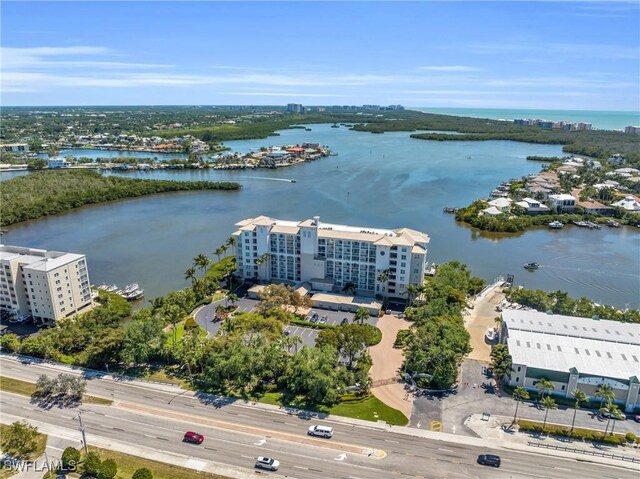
[0,245,93,322]
[233,216,429,299]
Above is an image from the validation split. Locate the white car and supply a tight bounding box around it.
[255,456,279,471]
[485,328,497,341]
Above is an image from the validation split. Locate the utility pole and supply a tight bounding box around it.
[77,411,88,454]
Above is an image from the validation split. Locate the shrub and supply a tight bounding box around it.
[626,432,637,443]
[132,468,154,479]
[98,458,118,479]
[61,447,81,470]
[0,333,21,352]
[394,330,412,348]
[184,317,199,330]
[83,451,102,477]
[361,324,382,346]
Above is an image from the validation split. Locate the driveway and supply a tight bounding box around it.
[464,284,505,363]
[369,314,413,420]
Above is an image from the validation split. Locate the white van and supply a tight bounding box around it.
[308,425,333,438]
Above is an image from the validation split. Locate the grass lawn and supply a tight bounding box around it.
[165,320,206,349]
[0,423,47,479]
[0,376,112,406]
[258,390,408,426]
[80,447,231,479]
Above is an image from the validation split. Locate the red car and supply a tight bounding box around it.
[183,431,204,444]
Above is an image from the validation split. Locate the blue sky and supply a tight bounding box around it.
[2,1,639,109]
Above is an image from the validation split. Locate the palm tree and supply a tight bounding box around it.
[595,383,615,409]
[536,378,554,401]
[570,389,588,434]
[163,305,183,350]
[255,253,271,281]
[184,267,197,285]
[541,395,557,434]
[225,236,237,257]
[354,307,370,325]
[226,292,238,309]
[194,254,210,277]
[214,246,226,262]
[608,405,624,437]
[511,386,530,425]
[599,401,622,436]
[406,283,421,306]
[377,269,391,303]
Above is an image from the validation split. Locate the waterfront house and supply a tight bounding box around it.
[577,199,614,216]
[548,194,577,213]
[612,167,640,178]
[611,195,640,213]
[594,180,620,190]
[0,143,29,153]
[47,157,70,169]
[487,197,513,213]
[481,206,504,217]
[608,154,626,166]
[515,197,551,215]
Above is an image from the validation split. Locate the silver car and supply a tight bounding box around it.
[255,456,279,471]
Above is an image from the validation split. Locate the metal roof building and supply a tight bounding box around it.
[502,310,640,412]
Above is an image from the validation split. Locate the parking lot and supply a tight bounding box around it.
[283,324,318,347]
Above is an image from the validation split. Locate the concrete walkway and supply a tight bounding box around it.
[464,284,505,363]
[368,314,413,420]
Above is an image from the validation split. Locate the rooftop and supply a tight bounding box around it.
[0,245,84,272]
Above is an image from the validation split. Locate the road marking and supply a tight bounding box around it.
[430,420,443,432]
[294,466,309,470]
[241,455,254,460]
[254,439,267,446]
[334,453,347,461]
[156,436,169,441]
[554,467,572,471]
[384,439,399,444]
[438,448,454,453]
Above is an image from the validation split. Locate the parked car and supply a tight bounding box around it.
[485,328,496,341]
[183,431,204,444]
[308,311,319,322]
[634,415,640,423]
[477,454,501,467]
[340,318,349,326]
[255,456,279,471]
[319,315,327,324]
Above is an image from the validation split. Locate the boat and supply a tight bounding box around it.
[585,221,601,230]
[123,287,144,301]
[573,220,589,228]
[331,124,339,128]
[123,283,140,294]
[290,179,297,183]
[606,220,621,228]
[305,128,312,131]
[548,221,564,229]
[523,262,539,270]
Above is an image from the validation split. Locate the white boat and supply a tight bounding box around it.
[548,221,564,229]
[123,283,140,294]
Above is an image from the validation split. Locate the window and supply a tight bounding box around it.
[561,385,566,391]
[517,366,521,372]
[515,377,520,383]
[401,255,406,260]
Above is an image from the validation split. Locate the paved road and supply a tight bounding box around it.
[1,357,637,479]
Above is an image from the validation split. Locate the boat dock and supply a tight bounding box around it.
[96,282,144,301]
[443,207,459,214]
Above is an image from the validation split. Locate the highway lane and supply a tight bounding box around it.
[1,357,638,478]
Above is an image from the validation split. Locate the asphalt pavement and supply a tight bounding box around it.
[1,356,638,479]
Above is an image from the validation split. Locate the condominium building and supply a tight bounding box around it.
[0,245,93,322]
[232,216,429,299]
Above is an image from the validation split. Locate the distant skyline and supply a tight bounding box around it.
[1,1,639,110]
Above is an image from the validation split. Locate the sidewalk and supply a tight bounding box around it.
[464,283,504,363]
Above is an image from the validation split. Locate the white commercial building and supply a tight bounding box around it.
[0,245,93,322]
[501,310,640,412]
[47,157,70,169]
[232,216,429,299]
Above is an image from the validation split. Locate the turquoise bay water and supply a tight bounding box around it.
[4,124,638,308]
[412,107,640,131]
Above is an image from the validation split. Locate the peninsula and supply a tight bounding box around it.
[0,170,241,227]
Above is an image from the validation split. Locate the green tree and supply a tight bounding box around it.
[283,346,343,405]
[0,332,21,352]
[570,389,588,434]
[595,383,616,409]
[27,159,47,170]
[225,235,237,257]
[535,378,553,400]
[83,451,102,477]
[0,420,39,459]
[98,458,118,479]
[377,269,391,302]
[490,344,512,393]
[194,254,210,277]
[214,246,227,262]
[511,386,530,424]
[541,396,557,433]
[61,447,81,470]
[120,313,165,365]
[254,252,271,280]
[184,267,197,285]
[161,304,184,350]
[354,307,370,325]
[132,468,154,479]
[599,402,623,436]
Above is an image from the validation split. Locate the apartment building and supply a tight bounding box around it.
[0,245,93,322]
[232,216,429,299]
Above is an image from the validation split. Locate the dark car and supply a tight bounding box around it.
[635,415,640,423]
[477,454,501,467]
[340,318,349,326]
[183,431,204,444]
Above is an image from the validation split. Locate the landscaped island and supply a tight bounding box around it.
[0,169,241,226]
